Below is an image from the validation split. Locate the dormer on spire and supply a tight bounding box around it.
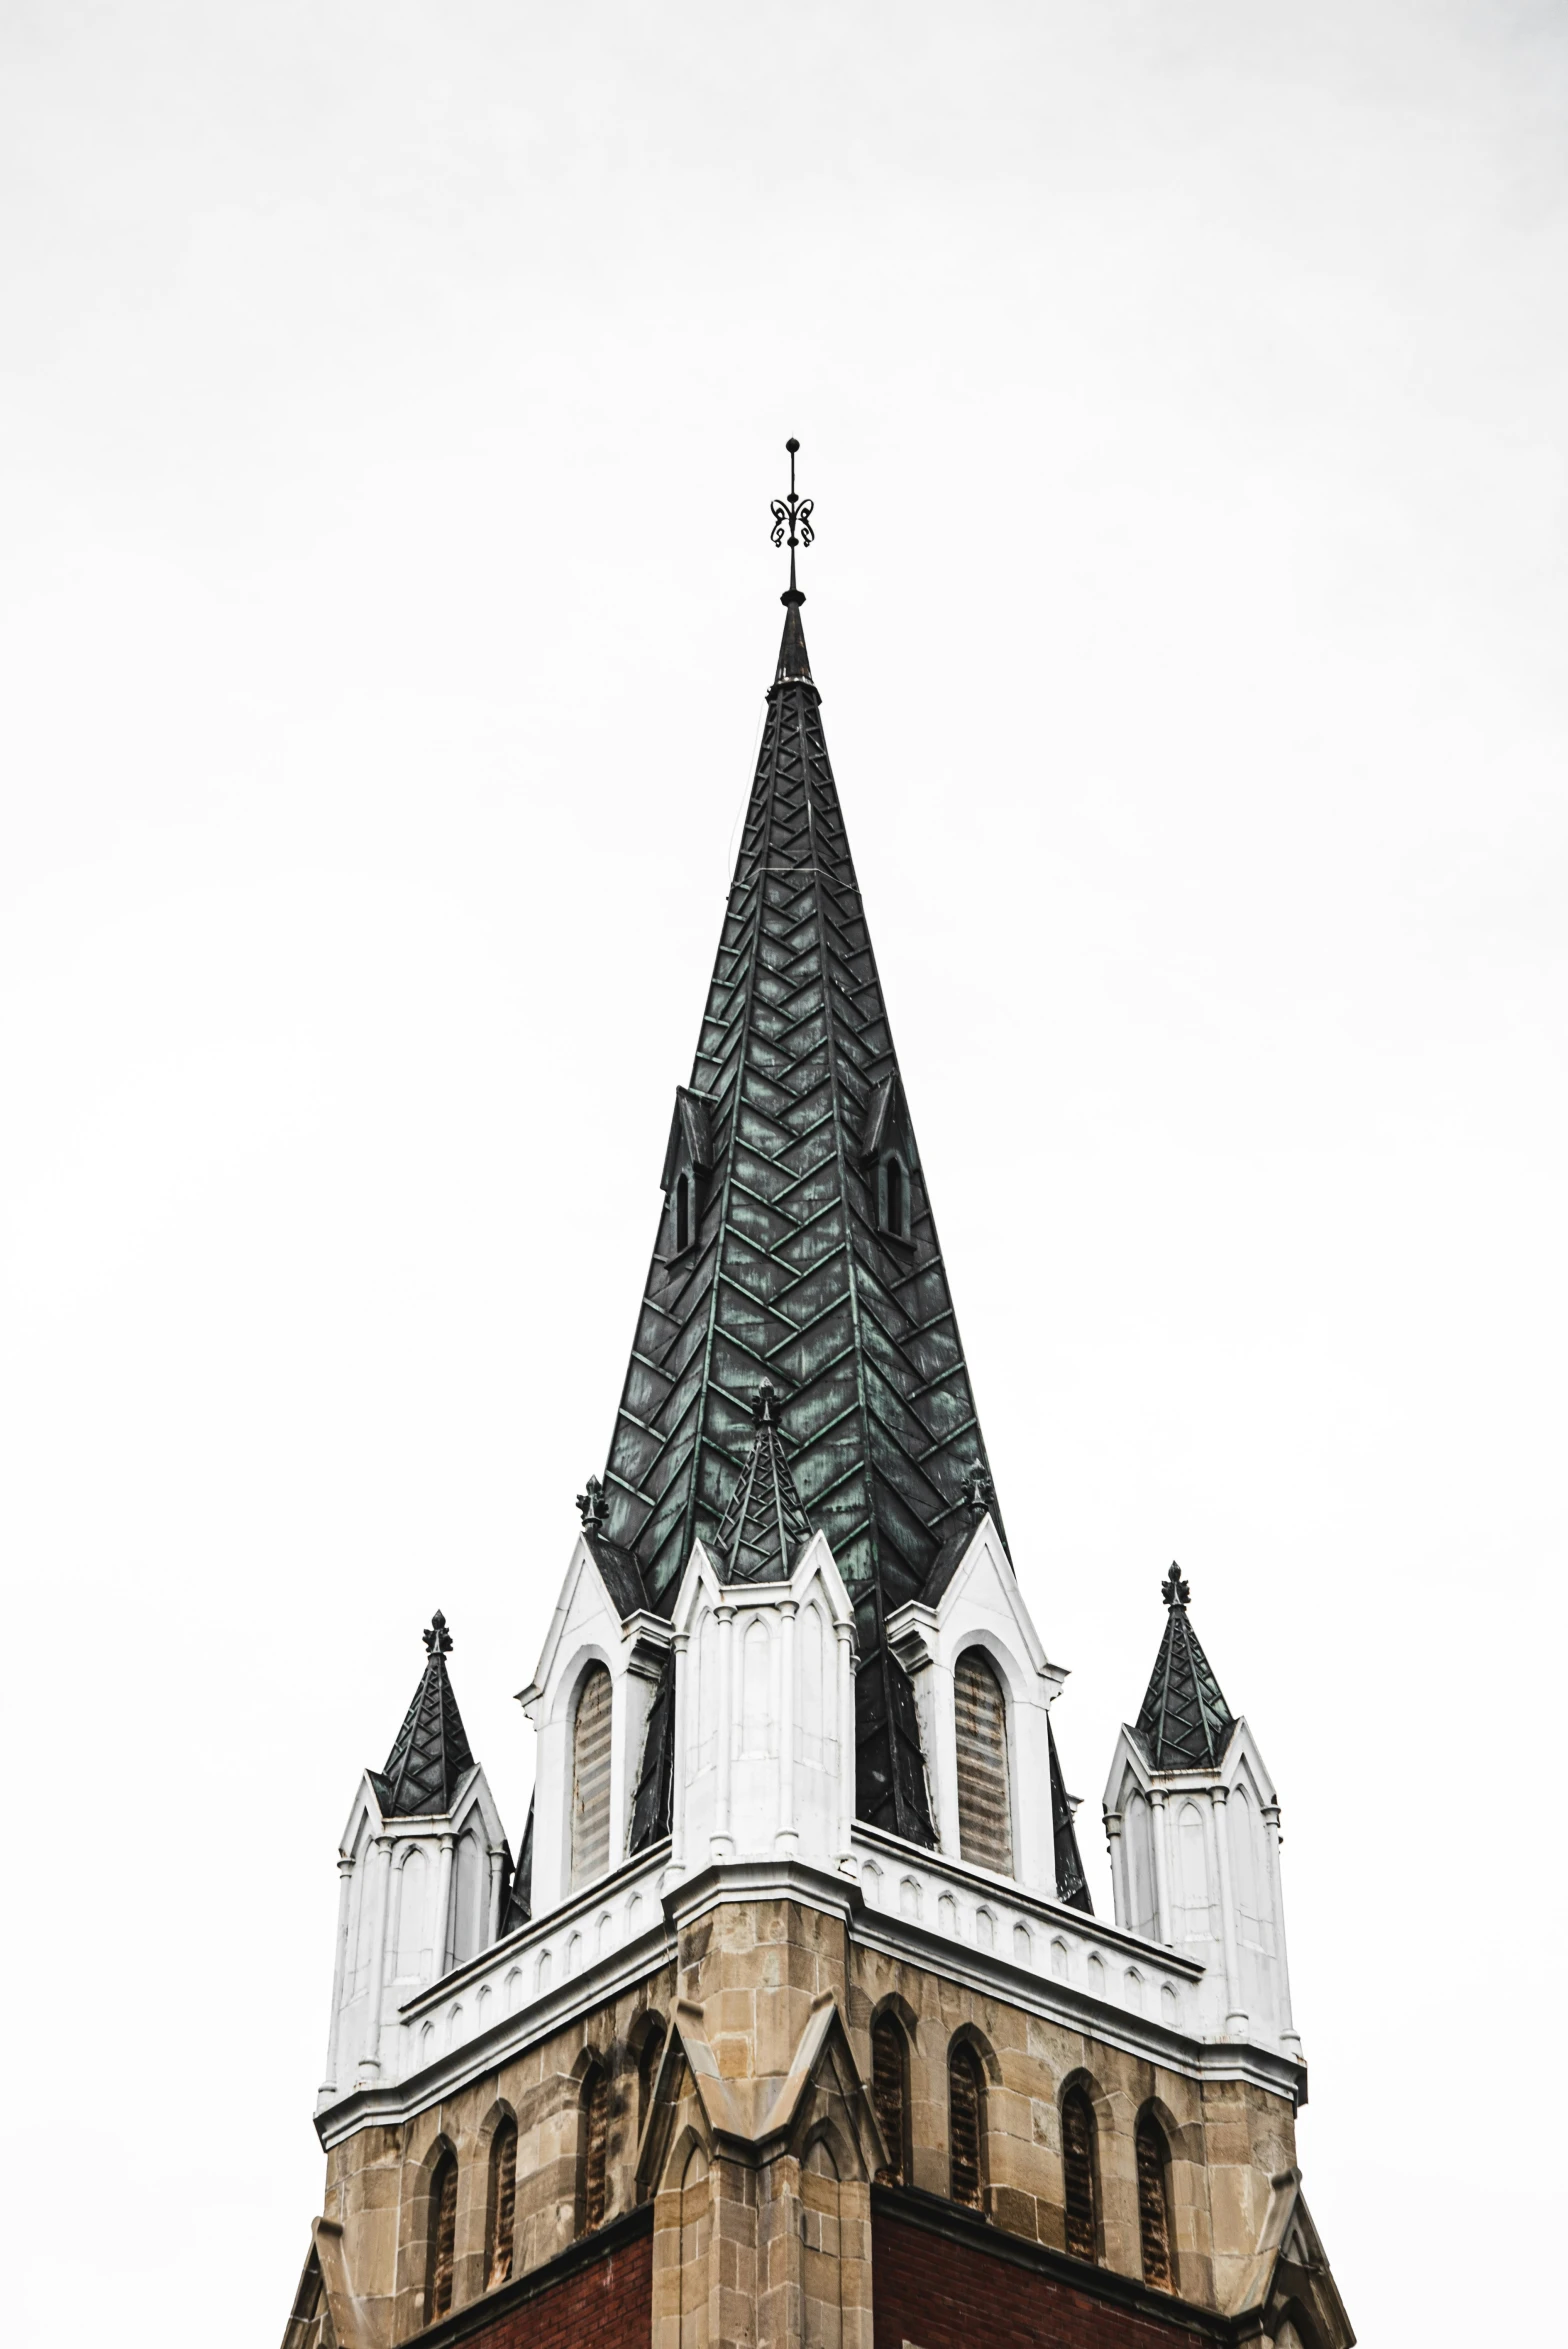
[372,1612,478,1818]
[713,1381,815,1583]
[1134,1563,1235,1770]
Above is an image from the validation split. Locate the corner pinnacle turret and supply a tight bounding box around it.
[370,1612,477,1817]
[1132,1565,1236,1770]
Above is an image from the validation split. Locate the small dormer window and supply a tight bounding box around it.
[675,1170,692,1255]
[878,1152,910,1241]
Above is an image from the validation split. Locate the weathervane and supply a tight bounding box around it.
[769,437,814,601]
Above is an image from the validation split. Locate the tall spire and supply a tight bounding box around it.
[371,1612,478,1817]
[598,441,1003,1845]
[1133,1566,1236,1770]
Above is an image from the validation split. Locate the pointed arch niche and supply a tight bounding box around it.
[570,1664,613,1889]
[954,1648,1014,1874]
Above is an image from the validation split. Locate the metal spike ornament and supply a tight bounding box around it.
[769,436,814,601]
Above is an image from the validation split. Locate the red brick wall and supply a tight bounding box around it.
[873,2206,1214,2349]
[422,2225,651,2349]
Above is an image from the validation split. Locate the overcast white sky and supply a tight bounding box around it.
[3,4,1565,2342]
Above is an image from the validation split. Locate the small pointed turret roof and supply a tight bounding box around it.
[371,1612,477,1817]
[1133,1566,1235,1770]
[713,1381,814,1582]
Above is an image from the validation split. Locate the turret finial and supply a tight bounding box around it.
[751,1379,782,1425]
[770,437,814,607]
[422,1610,453,1657]
[577,1475,609,1532]
[960,1460,996,1519]
[1162,1562,1191,1610]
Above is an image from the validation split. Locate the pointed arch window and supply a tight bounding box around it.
[570,1664,613,1888]
[871,2012,909,2185]
[954,1649,1014,1875]
[427,2147,459,2322]
[1136,2110,1174,2290]
[487,2118,517,2289]
[1061,2084,1099,2263]
[579,2060,611,2234]
[947,2040,986,2209]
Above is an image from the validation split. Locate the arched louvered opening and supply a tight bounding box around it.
[947,2040,986,2210]
[570,1664,613,1888]
[871,2012,909,2185]
[1135,2110,1174,2290]
[954,1649,1014,1874]
[426,2147,459,2322]
[579,2061,611,2235]
[486,2118,517,2289]
[1061,2084,1099,2263]
[880,1153,908,1238]
[675,1171,692,1255]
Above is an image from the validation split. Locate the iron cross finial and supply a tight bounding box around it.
[769,437,814,598]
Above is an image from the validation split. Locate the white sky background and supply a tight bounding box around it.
[3,2,1564,2340]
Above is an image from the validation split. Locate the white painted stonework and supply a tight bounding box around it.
[885,1510,1067,1898]
[318,1516,1307,2131]
[1102,1716,1301,2058]
[321,1761,509,2106]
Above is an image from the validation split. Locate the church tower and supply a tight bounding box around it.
[281,447,1354,2349]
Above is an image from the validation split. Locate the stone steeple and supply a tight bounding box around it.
[597,458,1007,1846]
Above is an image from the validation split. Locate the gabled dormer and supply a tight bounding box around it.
[858,1072,916,1242]
[659,1086,715,1261]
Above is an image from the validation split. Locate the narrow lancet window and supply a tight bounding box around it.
[427,2148,458,2321]
[487,2119,517,2289]
[1062,2085,1098,2263]
[580,2062,610,2234]
[570,1664,613,1888]
[955,1649,1014,1874]
[871,2013,909,2184]
[948,2041,985,2209]
[1136,2111,1174,2290]
[675,1171,691,1254]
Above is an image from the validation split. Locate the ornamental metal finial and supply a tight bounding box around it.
[751,1379,782,1425]
[769,437,814,601]
[423,1610,453,1657]
[1162,1563,1191,1610]
[577,1475,609,1532]
[960,1460,996,1519]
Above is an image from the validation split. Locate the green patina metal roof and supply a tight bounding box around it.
[1133,1565,1236,1770]
[600,585,1006,1846]
[371,1612,477,1818]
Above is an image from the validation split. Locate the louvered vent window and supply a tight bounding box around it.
[948,2042,985,2210]
[1136,2112,1173,2290]
[487,2119,517,2290]
[1062,2086,1098,2263]
[428,2150,458,2321]
[581,2064,611,2233]
[871,2014,907,2185]
[954,1649,1013,1874]
[571,1665,613,1888]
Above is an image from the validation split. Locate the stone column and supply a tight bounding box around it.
[1262,1801,1300,2054]
[320,1852,356,2098]
[835,1620,856,1869]
[1102,1808,1126,1931]
[358,1832,393,2084]
[667,1628,690,1887]
[713,1601,736,1861]
[1149,1788,1173,1945]
[486,1843,506,1943]
[434,1832,457,1978]
[776,1597,799,1857]
[1209,1785,1248,2036]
